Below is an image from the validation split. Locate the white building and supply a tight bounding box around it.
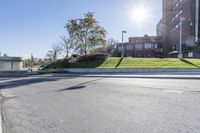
[0,54,23,71]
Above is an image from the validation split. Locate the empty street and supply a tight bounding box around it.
[0,74,200,133]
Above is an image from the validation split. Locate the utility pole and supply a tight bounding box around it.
[121,31,127,58]
[178,17,184,59]
[178,17,193,59]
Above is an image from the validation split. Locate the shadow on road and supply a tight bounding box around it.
[58,76,110,92]
[59,85,86,91]
[0,73,111,91]
[0,78,59,90]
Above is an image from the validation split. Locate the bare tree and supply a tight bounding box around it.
[45,44,63,69]
[107,38,118,55]
[46,44,62,62]
[46,50,54,62]
[61,36,72,58]
[52,44,63,61]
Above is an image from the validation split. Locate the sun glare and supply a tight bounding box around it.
[130,5,152,24]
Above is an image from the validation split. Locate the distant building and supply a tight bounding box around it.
[0,54,23,71]
[157,0,200,58]
[116,35,163,58]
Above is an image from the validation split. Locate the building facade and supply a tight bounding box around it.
[157,0,200,58]
[0,55,23,71]
[116,35,163,58]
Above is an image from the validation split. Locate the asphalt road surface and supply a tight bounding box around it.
[0,74,200,133]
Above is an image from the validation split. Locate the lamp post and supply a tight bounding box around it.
[178,17,184,59]
[178,17,193,59]
[121,31,127,58]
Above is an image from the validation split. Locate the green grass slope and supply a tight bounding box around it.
[44,58,200,69]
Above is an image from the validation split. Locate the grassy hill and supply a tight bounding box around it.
[44,58,200,69]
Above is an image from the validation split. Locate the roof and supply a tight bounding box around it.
[129,36,161,43]
[0,56,23,61]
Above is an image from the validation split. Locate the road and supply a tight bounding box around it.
[0,74,200,133]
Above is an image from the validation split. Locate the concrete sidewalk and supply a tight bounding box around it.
[34,72,200,79]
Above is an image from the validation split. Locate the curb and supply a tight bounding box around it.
[63,68,200,73]
[72,74,200,79]
[33,73,200,79]
[0,95,3,133]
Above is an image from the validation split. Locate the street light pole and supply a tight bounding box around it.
[178,17,193,59]
[121,31,127,58]
[178,17,184,59]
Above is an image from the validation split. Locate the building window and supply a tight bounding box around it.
[188,52,193,58]
[178,9,183,15]
[135,44,143,50]
[144,43,153,49]
[126,45,134,51]
[175,13,179,18]
[118,47,123,51]
[155,44,158,49]
[171,17,175,22]
[175,23,179,29]
[175,2,179,7]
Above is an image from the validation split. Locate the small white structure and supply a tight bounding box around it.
[0,54,23,71]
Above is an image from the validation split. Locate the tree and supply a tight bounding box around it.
[46,44,62,62]
[52,44,63,61]
[65,12,107,55]
[46,50,54,62]
[61,36,71,58]
[46,44,63,69]
[107,38,118,55]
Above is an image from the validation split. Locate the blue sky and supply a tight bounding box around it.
[0,0,162,58]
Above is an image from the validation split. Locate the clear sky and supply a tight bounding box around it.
[0,0,162,58]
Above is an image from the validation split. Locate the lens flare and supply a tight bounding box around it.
[129,4,152,25]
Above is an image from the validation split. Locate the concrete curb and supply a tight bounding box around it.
[0,95,3,133]
[63,68,200,73]
[31,73,200,80]
[82,74,200,79]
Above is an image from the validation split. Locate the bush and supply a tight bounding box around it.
[78,54,109,62]
[43,58,70,69]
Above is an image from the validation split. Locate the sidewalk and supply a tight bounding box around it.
[35,72,200,79]
[85,74,200,79]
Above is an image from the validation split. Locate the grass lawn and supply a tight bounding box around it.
[98,58,200,68]
[44,58,200,69]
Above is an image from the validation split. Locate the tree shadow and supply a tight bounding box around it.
[115,58,123,68]
[0,78,59,90]
[58,76,110,92]
[180,59,200,68]
[59,85,86,91]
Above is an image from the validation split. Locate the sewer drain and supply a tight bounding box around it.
[163,90,184,94]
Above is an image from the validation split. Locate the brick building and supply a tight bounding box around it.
[116,35,163,58]
[157,0,200,58]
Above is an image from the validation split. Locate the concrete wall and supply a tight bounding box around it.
[0,57,23,71]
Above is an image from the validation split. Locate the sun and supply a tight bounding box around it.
[130,5,152,24]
